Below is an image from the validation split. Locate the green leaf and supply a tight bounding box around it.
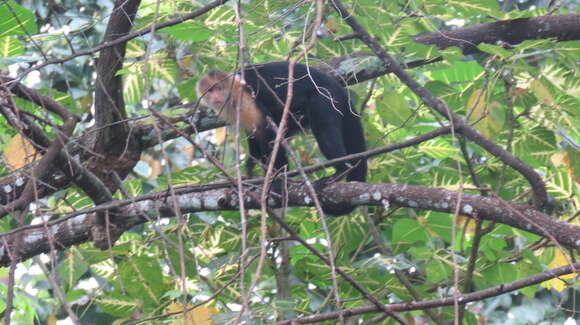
[565,148,580,183]
[426,212,453,242]
[120,55,176,106]
[430,61,484,83]
[0,1,37,37]
[516,259,542,298]
[480,235,508,260]
[513,127,557,165]
[419,138,459,160]
[119,256,166,309]
[448,0,500,15]
[481,262,519,287]
[161,22,214,42]
[555,41,580,60]
[425,259,452,282]
[477,43,512,58]
[164,234,198,278]
[408,246,434,260]
[329,217,366,257]
[546,170,579,203]
[0,36,23,57]
[58,249,90,291]
[404,41,441,61]
[424,80,458,97]
[66,289,86,303]
[79,245,123,265]
[376,90,414,126]
[466,90,507,139]
[95,290,140,317]
[514,39,553,53]
[155,166,210,189]
[392,219,429,244]
[120,67,145,106]
[440,46,466,62]
[178,77,199,102]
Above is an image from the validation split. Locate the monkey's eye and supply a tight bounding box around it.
[208,85,222,93]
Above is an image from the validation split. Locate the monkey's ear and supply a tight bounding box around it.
[234,73,246,85]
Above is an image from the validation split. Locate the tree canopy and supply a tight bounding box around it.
[0,0,578,324]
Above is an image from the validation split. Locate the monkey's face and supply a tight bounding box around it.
[203,84,229,108]
[197,71,260,130]
[197,73,234,110]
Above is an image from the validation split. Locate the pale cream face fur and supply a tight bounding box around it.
[197,72,263,133]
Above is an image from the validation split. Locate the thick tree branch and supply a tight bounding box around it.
[319,14,580,85]
[0,182,578,265]
[93,0,141,154]
[415,13,580,55]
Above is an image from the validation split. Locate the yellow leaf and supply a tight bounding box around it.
[179,56,196,78]
[3,134,40,169]
[47,313,57,325]
[455,215,477,233]
[141,154,163,178]
[79,92,93,113]
[166,304,218,325]
[325,17,339,34]
[541,250,574,292]
[214,127,227,146]
[530,79,554,105]
[466,89,506,139]
[467,89,491,137]
[562,151,580,184]
[551,153,564,168]
[467,90,487,120]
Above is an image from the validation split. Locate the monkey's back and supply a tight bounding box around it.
[241,62,367,205]
[241,62,351,131]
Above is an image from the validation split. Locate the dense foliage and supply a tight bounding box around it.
[0,0,578,324]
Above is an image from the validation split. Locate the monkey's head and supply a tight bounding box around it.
[196,70,238,109]
[196,69,261,131]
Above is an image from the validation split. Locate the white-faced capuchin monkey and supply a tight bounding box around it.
[196,62,367,215]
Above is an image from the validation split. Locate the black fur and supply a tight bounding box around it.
[242,62,367,215]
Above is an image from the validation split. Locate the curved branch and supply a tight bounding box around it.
[319,14,580,85]
[92,0,141,153]
[0,78,78,218]
[0,109,223,207]
[272,261,580,324]
[0,181,577,265]
[330,0,548,208]
[415,13,580,55]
